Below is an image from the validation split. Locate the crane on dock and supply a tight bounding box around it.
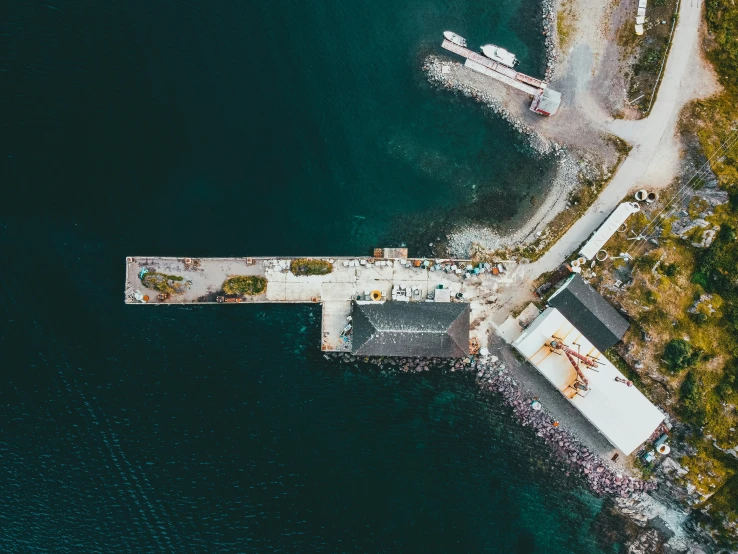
[549,338,603,391]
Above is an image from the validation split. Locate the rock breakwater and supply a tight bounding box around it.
[328,352,657,499]
[540,0,559,81]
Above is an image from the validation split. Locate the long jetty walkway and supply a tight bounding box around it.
[125,254,520,352]
[441,40,545,95]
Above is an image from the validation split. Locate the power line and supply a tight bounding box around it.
[625,125,738,257]
[628,127,738,250]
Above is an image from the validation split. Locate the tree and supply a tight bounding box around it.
[663,339,698,372]
[680,371,707,426]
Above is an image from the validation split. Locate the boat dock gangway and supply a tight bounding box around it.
[441,40,546,94]
[440,38,562,116]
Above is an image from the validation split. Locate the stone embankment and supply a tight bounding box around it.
[540,0,559,81]
[329,352,657,499]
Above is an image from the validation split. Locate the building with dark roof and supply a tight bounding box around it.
[351,301,470,358]
[547,274,629,352]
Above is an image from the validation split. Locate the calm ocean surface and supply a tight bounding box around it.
[4,0,628,552]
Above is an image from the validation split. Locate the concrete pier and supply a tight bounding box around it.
[125,254,519,352]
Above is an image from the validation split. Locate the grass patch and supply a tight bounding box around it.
[588,0,738,534]
[622,0,679,116]
[683,443,738,546]
[556,0,576,50]
[603,347,645,389]
[632,455,655,480]
[679,443,735,498]
[222,275,267,296]
[709,470,738,546]
[290,258,333,276]
[141,271,186,295]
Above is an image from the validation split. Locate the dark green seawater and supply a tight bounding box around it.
[3,1,630,552]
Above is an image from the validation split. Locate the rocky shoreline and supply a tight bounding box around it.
[444,149,584,257]
[422,54,589,257]
[423,55,559,157]
[540,0,560,82]
[328,352,657,499]
[327,352,729,551]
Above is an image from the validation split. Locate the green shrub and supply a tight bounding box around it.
[691,272,708,288]
[290,258,333,276]
[661,263,678,277]
[141,271,186,295]
[705,0,738,90]
[222,275,267,296]
[663,339,699,371]
[645,289,660,305]
[680,371,707,425]
[693,312,709,325]
[717,362,738,402]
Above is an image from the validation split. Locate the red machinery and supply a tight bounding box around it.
[549,339,602,390]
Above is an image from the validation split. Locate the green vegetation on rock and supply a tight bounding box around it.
[141,271,186,295]
[670,2,738,542]
[695,225,738,332]
[222,275,267,296]
[589,4,738,543]
[679,371,707,425]
[290,259,333,276]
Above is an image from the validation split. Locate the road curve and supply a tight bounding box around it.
[526,0,705,277]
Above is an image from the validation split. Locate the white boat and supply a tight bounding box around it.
[443,31,467,47]
[481,44,518,67]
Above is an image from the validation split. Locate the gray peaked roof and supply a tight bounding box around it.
[548,274,629,352]
[351,301,470,358]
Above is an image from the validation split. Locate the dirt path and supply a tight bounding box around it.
[468,0,720,328]
[525,0,718,278]
[608,0,720,187]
